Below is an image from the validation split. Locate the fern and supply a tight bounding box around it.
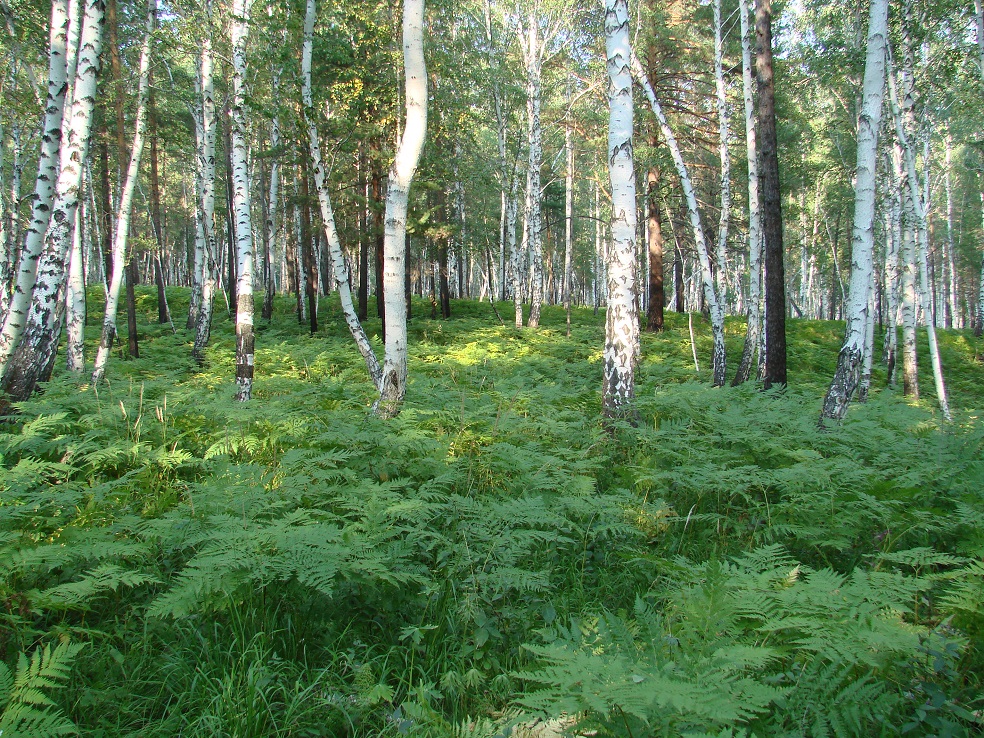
[0,642,83,738]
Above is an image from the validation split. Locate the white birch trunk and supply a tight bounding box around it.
[91,0,154,385]
[510,170,523,327]
[820,0,887,422]
[564,111,574,336]
[713,0,732,307]
[888,48,951,420]
[0,0,70,374]
[0,0,103,399]
[631,53,726,385]
[376,0,426,417]
[518,9,544,328]
[977,0,984,336]
[882,185,900,387]
[302,0,381,387]
[733,0,762,385]
[603,0,639,420]
[65,201,86,372]
[231,0,255,401]
[193,16,218,362]
[943,131,957,329]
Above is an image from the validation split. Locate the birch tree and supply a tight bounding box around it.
[516,5,550,328]
[975,0,984,337]
[732,0,762,386]
[0,0,71,376]
[713,0,731,306]
[192,6,218,363]
[302,0,381,387]
[231,0,255,401]
[602,0,638,422]
[631,54,727,386]
[376,0,427,418]
[887,29,951,421]
[92,0,155,385]
[819,0,888,424]
[1,0,104,402]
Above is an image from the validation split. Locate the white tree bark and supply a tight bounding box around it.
[631,53,726,386]
[977,0,984,337]
[563,104,574,336]
[602,0,638,421]
[895,144,920,398]
[0,0,70,375]
[302,0,381,387]
[733,0,762,385]
[0,0,103,400]
[65,201,86,373]
[943,130,958,329]
[713,0,732,307]
[91,0,154,385]
[231,0,255,401]
[882,182,900,387]
[192,12,218,362]
[376,0,427,417]
[517,8,544,328]
[820,0,888,423]
[888,44,951,421]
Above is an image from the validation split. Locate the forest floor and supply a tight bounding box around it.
[1,288,983,737]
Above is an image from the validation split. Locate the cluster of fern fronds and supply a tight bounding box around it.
[1,291,982,736]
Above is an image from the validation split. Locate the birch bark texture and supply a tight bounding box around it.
[302,0,382,388]
[1,0,104,401]
[376,0,427,418]
[192,9,218,363]
[602,0,639,423]
[975,0,984,337]
[819,0,888,424]
[91,0,155,385]
[518,7,545,328]
[231,0,256,402]
[0,0,71,376]
[887,51,952,421]
[732,0,762,386]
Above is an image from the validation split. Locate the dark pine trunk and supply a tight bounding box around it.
[756,0,787,388]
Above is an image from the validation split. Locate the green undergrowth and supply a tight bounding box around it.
[1,289,983,736]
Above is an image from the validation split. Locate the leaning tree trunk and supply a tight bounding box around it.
[732,0,762,385]
[819,0,888,424]
[302,0,381,386]
[92,0,154,385]
[602,0,639,423]
[0,0,70,377]
[1,0,104,402]
[375,0,427,418]
[231,0,255,401]
[756,0,787,389]
[631,54,726,386]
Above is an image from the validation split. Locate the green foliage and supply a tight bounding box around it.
[1,293,983,736]
[0,641,83,737]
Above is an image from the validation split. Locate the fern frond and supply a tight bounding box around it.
[0,642,83,737]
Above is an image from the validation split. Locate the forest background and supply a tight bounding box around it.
[2,0,984,735]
